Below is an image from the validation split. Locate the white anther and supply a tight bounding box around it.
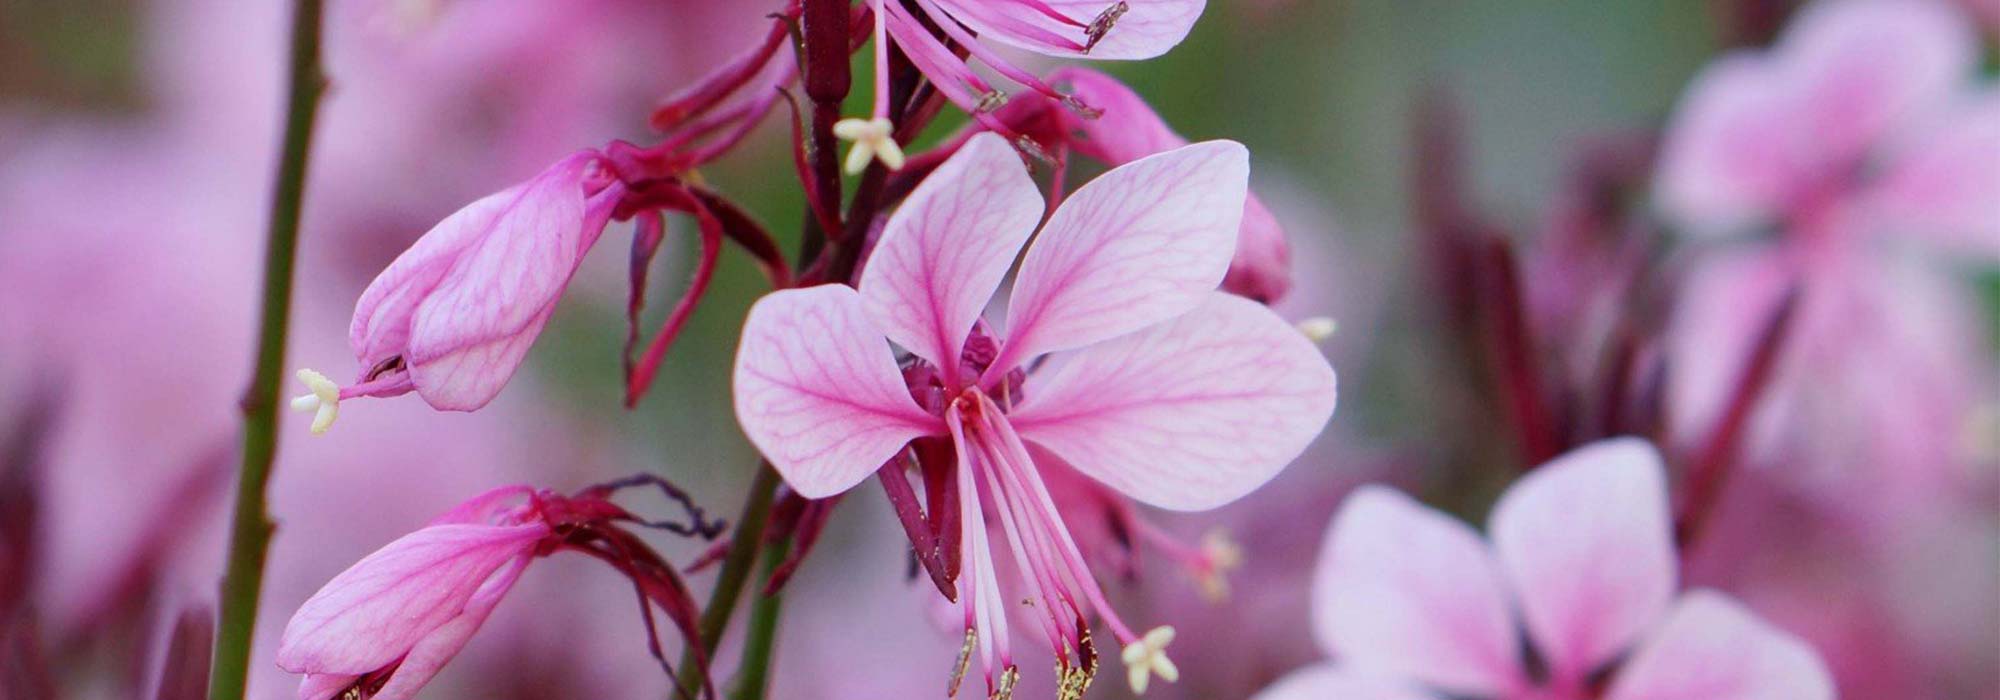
[833,117,905,174]
[1196,530,1245,602]
[1121,626,1178,695]
[1296,316,1337,342]
[291,368,341,436]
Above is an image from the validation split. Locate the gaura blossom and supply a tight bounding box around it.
[278,486,546,700]
[732,133,1336,695]
[1654,0,1999,516]
[291,151,625,433]
[1654,0,1996,258]
[1253,439,1835,700]
[838,0,1205,171]
[277,480,723,700]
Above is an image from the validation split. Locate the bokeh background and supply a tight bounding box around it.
[2,0,1995,698]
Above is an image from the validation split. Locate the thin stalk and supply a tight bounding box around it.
[207,1,324,698]
[677,465,782,697]
[726,537,792,700]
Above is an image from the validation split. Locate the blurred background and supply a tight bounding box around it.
[1,0,1995,698]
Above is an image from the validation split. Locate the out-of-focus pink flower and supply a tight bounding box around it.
[1655,0,1994,257]
[733,133,1336,694]
[1254,439,1834,700]
[295,152,625,428]
[840,0,1205,170]
[278,486,546,700]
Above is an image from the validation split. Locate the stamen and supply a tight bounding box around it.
[290,368,341,435]
[833,117,905,174]
[1084,2,1129,52]
[1120,626,1179,695]
[1196,530,1245,602]
[1297,316,1338,342]
[975,91,1010,114]
[989,666,1019,700]
[949,628,976,697]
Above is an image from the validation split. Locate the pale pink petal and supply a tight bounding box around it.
[1775,0,1976,167]
[276,523,546,674]
[1487,438,1677,684]
[349,183,519,370]
[370,555,532,700]
[1009,292,1334,510]
[297,673,359,700]
[426,484,535,526]
[1607,591,1835,700]
[1867,90,2000,260]
[934,0,1204,60]
[402,153,614,410]
[1250,664,1440,700]
[1653,54,1803,232]
[1313,487,1524,695]
[995,141,1247,375]
[859,133,1043,377]
[1053,67,1293,302]
[733,285,943,498]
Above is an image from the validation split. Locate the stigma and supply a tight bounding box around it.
[1120,626,1179,694]
[833,117,905,174]
[290,368,341,435]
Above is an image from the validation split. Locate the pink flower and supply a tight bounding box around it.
[1253,439,1834,700]
[277,486,547,700]
[840,0,1205,170]
[292,151,625,431]
[732,133,1336,694]
[1654,0,1995,258]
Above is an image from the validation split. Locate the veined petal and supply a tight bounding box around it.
[1314,487,1524,696]
[1867,90,2000,260]
[860,133,1043,380]
[1053,67,1293,302]
[1653,54,1802,233]
[350,177,527,371]
[1250,665,1440,700]
[298,673,360,700]
[370,555,532,700]
[733,285,942,498]
[1009,292,1334,510]
[935,0,1205,60]
[994,141,1247,377]
[1605,591,1835,700]
[1774,0,1975,168]
[1487,438,1677,684]
[404,153,611,410]
[276,523,546,675]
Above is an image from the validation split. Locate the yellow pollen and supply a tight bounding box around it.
[1121,626,1179,695]
[290,368,341,436]
[989,666,1019,700]
[1296,316,1338,342]
[833,117,904,174]
[948,627,976,697]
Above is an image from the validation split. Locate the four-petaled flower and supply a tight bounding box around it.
[733,132,1337,695]
[1254,439,1834,700]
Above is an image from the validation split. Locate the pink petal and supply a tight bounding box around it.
[370,555,532,700]
[1606,591,1835,700]
[1774,0,1976,168]
[1312,487,1524,695]
[1053,67,1293,302]
[402,153,614,410]
[1867,90,2000,260]
[1653,54,1803,232]
[859,133,1043,379]
[276,523,546,675]
[994,140,1247,376]
[1250,665,1440,700]
[1009,292,1335,510]
[934,0,1205,60]
[733,285,942,498]
[1487,438,1677,684]
[297,673,359,700]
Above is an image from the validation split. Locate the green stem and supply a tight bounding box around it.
[726,538,790,700]
[207,1,324,698]
[678,464,782,696]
